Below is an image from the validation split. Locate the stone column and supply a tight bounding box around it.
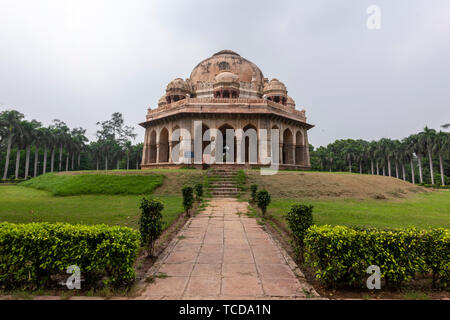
[304,133,311,167]
[142,129,149,164]
[279,143,283,165]
[156,145,160,164]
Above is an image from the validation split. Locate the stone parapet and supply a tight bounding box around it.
[144,98,309,127]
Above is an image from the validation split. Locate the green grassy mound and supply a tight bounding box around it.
[267,191,450,230]
[20,173,164,196]
[0,186,182,229]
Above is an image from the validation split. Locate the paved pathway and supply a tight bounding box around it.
[140,198,318,300]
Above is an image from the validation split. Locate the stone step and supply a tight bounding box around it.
[210,183,237,188]
[210,180,236,184]
[210,188,239,192]
[208,172,236,176]
[211,193,239,197]
[207,169,239,198]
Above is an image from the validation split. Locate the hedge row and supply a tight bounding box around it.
[419,183,450,190]
[0,222,140,289]
[305,225,449,288]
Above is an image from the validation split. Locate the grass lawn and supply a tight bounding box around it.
[267,191,450,230]
[0,186,183,230]
[20,173,164,196]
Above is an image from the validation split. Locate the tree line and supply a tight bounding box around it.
[0,110,143,180]
[310,126,450,186]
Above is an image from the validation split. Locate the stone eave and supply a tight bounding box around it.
[139,101,314,130]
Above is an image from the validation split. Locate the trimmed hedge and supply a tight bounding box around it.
[0,222,140,289]
[305,225,449,288]
[419,183,450,190]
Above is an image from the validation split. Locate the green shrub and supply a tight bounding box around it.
[182,186,194,216]
[305,225,449,289]
[235,169,246,191]
[421,228,450,288]
[0,222,140,289]
[139,197,164,256]
[250,184,258,202]
[256,189,271,216]
[286,204,314,261]
[194,183,203,200]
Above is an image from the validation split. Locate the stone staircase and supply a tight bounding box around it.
[207,168,239,198]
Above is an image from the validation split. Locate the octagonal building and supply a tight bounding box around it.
[140,50,314,169]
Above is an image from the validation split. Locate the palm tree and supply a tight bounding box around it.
[33,127,46,177]
[71,127,88,170]
[392,140,401,179]
[374,140,386,176]
[367,141,377,175]
[405,134,423,184]
[40,127,54,175]
[124,141,132,170]
[397,141,409,181]
[419,127,437,185]
[21,120,41,179]
[379,138,394,177]
[90,142,102,170]
[1,110,24,180]
[434,131,449,186]
[50,120,70,172]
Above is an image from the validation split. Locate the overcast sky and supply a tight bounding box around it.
[1,0,449,147]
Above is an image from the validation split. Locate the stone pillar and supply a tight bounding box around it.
[279,143,283,165]
[304,133,311,167]
[142,129,149,164]
[156,145,160,164]
[168,142,172,163]
[291,144,295,165]
[236,137,243,164]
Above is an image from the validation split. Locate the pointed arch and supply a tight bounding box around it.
[283,128,294,164]
[158,128,169,163]
[295,130,305,165]
[149,130,157,163]
[243,124,258,163]
[218,123,236,163]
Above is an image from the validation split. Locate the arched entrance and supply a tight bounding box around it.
[218,124,236,163]
[158,128,169,163]
[295,131,304,165]
[283,128,294,164]
[243,124,258,164]
[149,130,157,163]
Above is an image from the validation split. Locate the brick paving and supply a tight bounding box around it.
[140,198,318,300]
[0,198,319,300]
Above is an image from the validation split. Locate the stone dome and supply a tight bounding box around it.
[214,71,239,83]
[287,96,295,108]
[263,78,287,95]
[166,78,190,92]
[190,50,264,86]
[158,95,167,107]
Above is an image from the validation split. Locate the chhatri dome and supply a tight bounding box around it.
[140,50,313,169]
